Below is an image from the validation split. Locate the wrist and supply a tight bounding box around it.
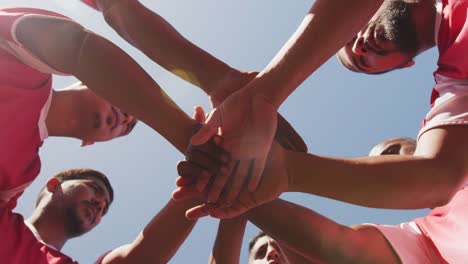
[239,75,281,110]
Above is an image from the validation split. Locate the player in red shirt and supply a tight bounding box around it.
[0,6,307,264]
[1,168,112,264]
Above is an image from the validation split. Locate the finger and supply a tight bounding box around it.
[207,201,248,219]
[187,142,230,165]
[190,109,222,146]
[223,160,249,205]
[247,157,267,192]
[193,106,206,123]
[195,170,212,192]
[206,163,233,202]
[186,148,225,174]
[177,161,206,178]
[172,187,203,201]
[185,204,210,220]
[175,176,195,187]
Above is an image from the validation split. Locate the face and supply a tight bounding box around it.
[369,137,416,156]
[337,0,418,73]
[58,179,111,237]
[76,87,137,143]
[249,235,288,264]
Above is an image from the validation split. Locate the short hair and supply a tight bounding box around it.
[249,231,267,254]
[35,168,114,207]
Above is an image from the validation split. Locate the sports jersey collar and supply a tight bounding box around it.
[24,219,59,251]
[434,0,442,46]
[38,88,52,140]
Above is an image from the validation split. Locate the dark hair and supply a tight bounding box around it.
[36,168,114,207]
[249,231,267,254]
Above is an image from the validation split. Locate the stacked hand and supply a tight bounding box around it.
[174,133,289,219]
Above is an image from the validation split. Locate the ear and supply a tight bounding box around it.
[81,140,95,147]
[398,59,415,69]
[46,178,60,193]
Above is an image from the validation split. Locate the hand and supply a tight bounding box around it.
[209,71,307,153]
[190,91,278,205]
[174,141,288,219]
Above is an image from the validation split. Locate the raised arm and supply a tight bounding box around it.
[180,126,468,219]
[247,199,398,264]
[190,0,385,209]
[209,217,247,264]
[92,0,241,104]
[14,11,195,153]
[287,126,468,209]
[245,0,384,106]
[99,199,199,264]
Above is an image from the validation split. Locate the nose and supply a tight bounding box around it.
[122,112,132,125]
[351,35,369,56]
[266,246,279,261]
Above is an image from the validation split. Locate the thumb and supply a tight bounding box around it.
[193,105,206,123]
[190,108,221,146]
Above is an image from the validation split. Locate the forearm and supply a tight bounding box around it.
[102,1,234,94]
[286,150,462,209]
[209,217,247,264]
[74,32,196,152]
[102,199,200,264]
[16,16,196,153]
[249,0,383,108]
[246,199,353,263]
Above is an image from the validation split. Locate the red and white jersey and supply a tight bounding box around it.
[414,187,468,263]
[419,0,468,137]
[0,207,78,264]
[0,7,69,209]
[416,1,468,263]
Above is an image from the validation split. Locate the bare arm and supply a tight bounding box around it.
[287,126,468,209]
[99,0,235,96]
[249,0,384,108]
[209,217,247,264]
[15,14,195,153]
[100,199,199,264]
[247,199,398,264]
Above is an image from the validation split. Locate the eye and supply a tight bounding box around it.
[381,144,401,155]
[255,245,267,259]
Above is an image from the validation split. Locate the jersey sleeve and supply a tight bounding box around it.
[0,7,74,75]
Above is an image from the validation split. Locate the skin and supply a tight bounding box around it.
[46,83,137,146]
[213,139,418,264]
[249,235,289,264]
[27,177,111,250]
[177,0,465,220]
[188,0,386,209]
[336,0,437,73]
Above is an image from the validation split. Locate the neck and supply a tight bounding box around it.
[45,88,83,140]
[27,208,68,250]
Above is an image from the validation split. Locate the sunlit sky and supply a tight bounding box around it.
[6,0,439,263]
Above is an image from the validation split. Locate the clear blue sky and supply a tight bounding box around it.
[8,0,438,263]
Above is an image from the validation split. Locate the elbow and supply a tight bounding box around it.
[428,163,466,208]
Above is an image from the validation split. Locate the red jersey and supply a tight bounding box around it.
[0,207,77,264]
[416,1,468,262]
[0,7,68,209]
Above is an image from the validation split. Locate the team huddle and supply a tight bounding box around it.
[2,0,468,263]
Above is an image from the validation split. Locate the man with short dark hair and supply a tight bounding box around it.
[1,168,112,264]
